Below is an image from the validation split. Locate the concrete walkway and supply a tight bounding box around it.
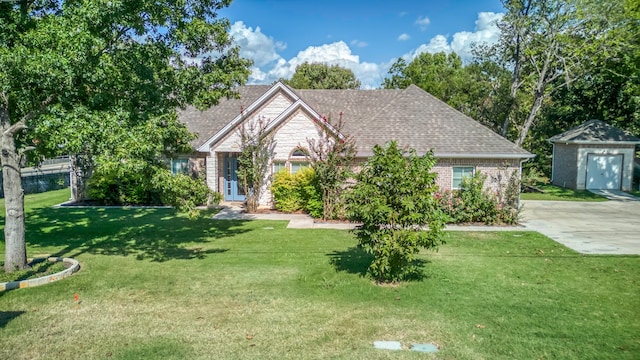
[212,203,527,231]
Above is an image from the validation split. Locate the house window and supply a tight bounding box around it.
[291,161,309,174]
[273,161,287,174]
[289,148,309,174]
[171,159,189,175]
[452,166,475,189]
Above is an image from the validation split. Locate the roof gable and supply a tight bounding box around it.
[195,82,300,152]
[549,120,640,144]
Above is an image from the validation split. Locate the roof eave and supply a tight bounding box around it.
[549,139,640,145]
[356,152,535,159]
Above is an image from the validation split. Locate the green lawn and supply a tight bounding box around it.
[520,183,608,201]
[1,189,639,359]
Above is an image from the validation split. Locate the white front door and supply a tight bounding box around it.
[586,154,622,190]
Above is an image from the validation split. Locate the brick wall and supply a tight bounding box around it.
[551,144,578,189]
[433,158,521,193]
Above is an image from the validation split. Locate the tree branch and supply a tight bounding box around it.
[4,94,56,137]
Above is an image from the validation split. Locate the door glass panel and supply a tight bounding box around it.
[235,157,245,196]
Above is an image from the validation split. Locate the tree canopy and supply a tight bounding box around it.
[282,62,361,89]
[0,0,252,271]
[382,0,639,175]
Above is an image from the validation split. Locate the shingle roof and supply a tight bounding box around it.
[179,85,271,148]
[549,119,640,144]
[296,85,531,157]
[180,84,533,158]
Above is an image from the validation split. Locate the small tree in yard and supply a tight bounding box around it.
[237,116,275,213]
[307,114,356,220]
[346,141,446,283]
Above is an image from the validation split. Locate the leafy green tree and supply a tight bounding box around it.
[0,0,251,272]
[485,0,632,147]
[383,52,514,133]
[346,141,446,283]
[501,0,640,173]
[383,52,465,106]
[283,62,361,89]
[307,114,356,220]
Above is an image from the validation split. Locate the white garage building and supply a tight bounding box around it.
[550,120,640,191]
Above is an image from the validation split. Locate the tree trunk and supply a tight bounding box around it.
[515,90,546,147]
[1,105,27,272]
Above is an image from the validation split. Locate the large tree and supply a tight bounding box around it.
[0,0,251,272]
[486,0,633,147]
[383,52,513,134]
[282,62,361,89]
[383,52,465,106]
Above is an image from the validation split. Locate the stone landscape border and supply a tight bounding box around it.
[0,257,80,291]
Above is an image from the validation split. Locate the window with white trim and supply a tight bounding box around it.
[452,166,474,189]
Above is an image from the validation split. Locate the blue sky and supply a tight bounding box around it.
[219,0,506,88]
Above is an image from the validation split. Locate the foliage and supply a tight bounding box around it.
[282,62,361,89]
[436,171,520,225]
[346,141,446,283]
[0,0,251,271]
[480,0,636,147]
[271,168,322,218]
[383,52,514,134]
[87,158,213,218]
[237,116,275,213]
[383,52,464,104]
[307,114,356,220]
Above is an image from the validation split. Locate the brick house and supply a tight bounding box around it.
[178,82,533,207]
[550,120,640,191]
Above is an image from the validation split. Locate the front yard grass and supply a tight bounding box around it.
[520,183,608,201]
[0,189,638,359]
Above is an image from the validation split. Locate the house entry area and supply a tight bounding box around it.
[223,153,245,201]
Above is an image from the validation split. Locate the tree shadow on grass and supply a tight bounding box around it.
[328,246,431,282]
[328,246,373,277]
[17,207,252,262]
[0,311,25,328]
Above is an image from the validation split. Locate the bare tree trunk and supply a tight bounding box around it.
[515,90,545,147]
[1,104,27,272]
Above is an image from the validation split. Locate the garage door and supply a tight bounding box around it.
[586,154,622,190]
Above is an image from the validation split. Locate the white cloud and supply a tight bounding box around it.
[409,12,503,63]
[350,39,368,48]
[229,21,286,68]
[265,41,383,89]
[226,12,503,91]
[415,16,431,31]
[228,22,385,88]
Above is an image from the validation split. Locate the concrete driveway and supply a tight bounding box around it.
[521,196,640,255]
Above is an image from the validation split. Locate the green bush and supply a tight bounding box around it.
[271,168,322,218]
[88,158,214,217]
[88,159,159,205]
[435,171,519,225]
